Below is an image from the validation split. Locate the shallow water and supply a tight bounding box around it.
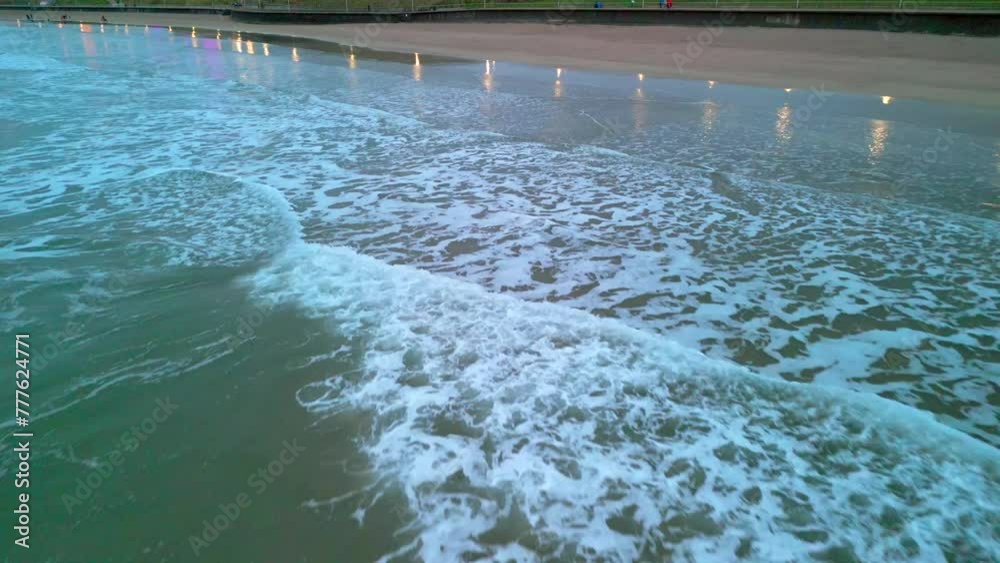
[0,20,998,562]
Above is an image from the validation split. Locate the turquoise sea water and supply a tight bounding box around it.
[1,20,998,562]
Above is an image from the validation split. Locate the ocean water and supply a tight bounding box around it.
[0,20,998,562]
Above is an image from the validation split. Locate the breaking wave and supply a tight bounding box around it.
[249,237,999,562]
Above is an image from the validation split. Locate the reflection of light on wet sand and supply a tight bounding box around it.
[80,23,90,33]
[702,102,718,135]
[15,19,20,27]
[246,40,255,55]
[482,60,494,92]
[263,43,270,57]
[168,26,173,32]
[632,96,647,132]
[191,36,198,48]
[80,27,97,58]
[635,87,644,100]
[881,95,893,105]
[124,24,129,34]
[557,67,563,79]
[554,79,563,98]
[234,39,243,53]
[345,51,359,89]
[637,73,644,81]
[707,80,716,89]
[292,47,300,62]
[776,104,793,143]
[100,24,105,33]
[413,53,421,80]
[868,119,890,161]
[784,88,792,93]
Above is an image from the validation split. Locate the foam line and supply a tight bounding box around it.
[251,242,999,562]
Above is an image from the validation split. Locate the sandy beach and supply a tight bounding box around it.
[4,10,1000,106]
[6,10,1000,562]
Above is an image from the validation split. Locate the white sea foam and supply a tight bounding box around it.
[3,25,997,447]
[3,22,998,518]
[251,242,999,562]
[97,168,302,268]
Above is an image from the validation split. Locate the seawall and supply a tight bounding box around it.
[227,7,1000,36]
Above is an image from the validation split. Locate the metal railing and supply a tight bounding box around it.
[4,0,999,11]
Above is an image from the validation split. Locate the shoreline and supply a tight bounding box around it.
[5,12,1000,108]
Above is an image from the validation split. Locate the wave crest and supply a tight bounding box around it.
[251,243,999,562]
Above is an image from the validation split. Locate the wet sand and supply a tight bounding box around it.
[5,11,1000,106]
